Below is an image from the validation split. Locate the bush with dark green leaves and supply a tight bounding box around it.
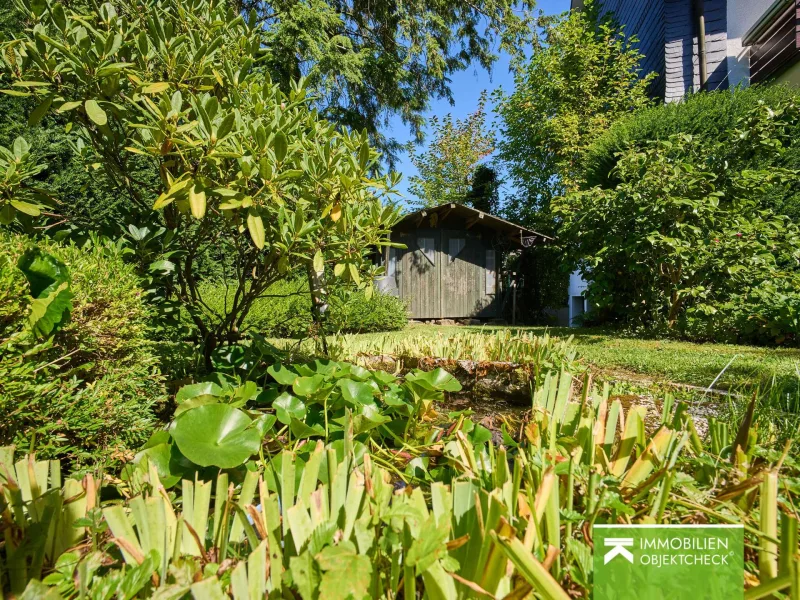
[0,232,165,468]
[558,99,800,345]
[582,86,800,224]
[198,279,408,338]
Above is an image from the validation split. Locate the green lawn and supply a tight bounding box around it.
[321,324,800,391]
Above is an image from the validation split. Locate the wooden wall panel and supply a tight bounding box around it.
[396,228,499,319]
[599,0,666,98]
[601,0,728,102]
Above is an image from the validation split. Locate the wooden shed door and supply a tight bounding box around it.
[400,231,441,319]
[440,231,496,318]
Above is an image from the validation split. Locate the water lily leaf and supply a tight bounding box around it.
[289,418,325,439]
[383,384,410,405]
[174,395,220,417]
[292,375,325,397]
[349,404,390,435]
[255,385,281,405]
[337,379,374,405]
[469,424,493,446]
[251,413,277,437]
[268,362,298,385]
[371,370,396,385]
[334,363,371,381]
[131,431,182,487]
[211,345,247,371]
[405,368,462,392]
[294,359,339,377]
[273,392,306,425]
[316,542,371,600]
[383,386,412,416]
[233,380,259,403]
[175,381,223,403]
[171,404,261,468]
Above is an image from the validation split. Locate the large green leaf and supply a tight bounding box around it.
[405,368,462,392]
[343,404,390,435]
[27,282,73,337]
[84,99,107,126]
[268,362,299,385]
[337,379,374,405]
[130,431,183,487]
[273,392,306,425]
[17,246,70,297]
[292,375,325,398]
[333,363,371,381]
[294,359,339,377]
[17,247,73,337]
[289,418,325,439]
[171,404,262,468]
[175,381,223,403]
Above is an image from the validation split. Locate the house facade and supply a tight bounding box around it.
[572,0,800,101]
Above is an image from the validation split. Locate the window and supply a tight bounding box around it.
[417,237,435,265]
[485,249,496,294]
[448,238,465,263]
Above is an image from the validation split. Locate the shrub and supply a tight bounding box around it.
[557,99,800,345]
[196,279,408,338]
[0,232,165,468]
[681,278,800,346]
[5,0,400,370]
[583,85,800,206]
[327,288,408,333]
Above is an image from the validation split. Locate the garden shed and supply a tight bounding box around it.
[377,203,550,319]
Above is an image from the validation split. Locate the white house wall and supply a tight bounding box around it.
[727,0,776,86]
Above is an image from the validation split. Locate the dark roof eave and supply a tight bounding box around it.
[395,202,553,248]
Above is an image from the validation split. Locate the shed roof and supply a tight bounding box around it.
[394,203,552,248]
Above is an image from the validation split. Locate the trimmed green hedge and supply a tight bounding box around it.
[0,232,165,469]
[197,279,408,338]
[583,85,800,197]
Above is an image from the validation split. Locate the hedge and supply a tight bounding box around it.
[0,232,165,469]
[197,279,409,338]
[583,85,800,197]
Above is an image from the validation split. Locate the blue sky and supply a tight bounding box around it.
[386,0,571,204]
